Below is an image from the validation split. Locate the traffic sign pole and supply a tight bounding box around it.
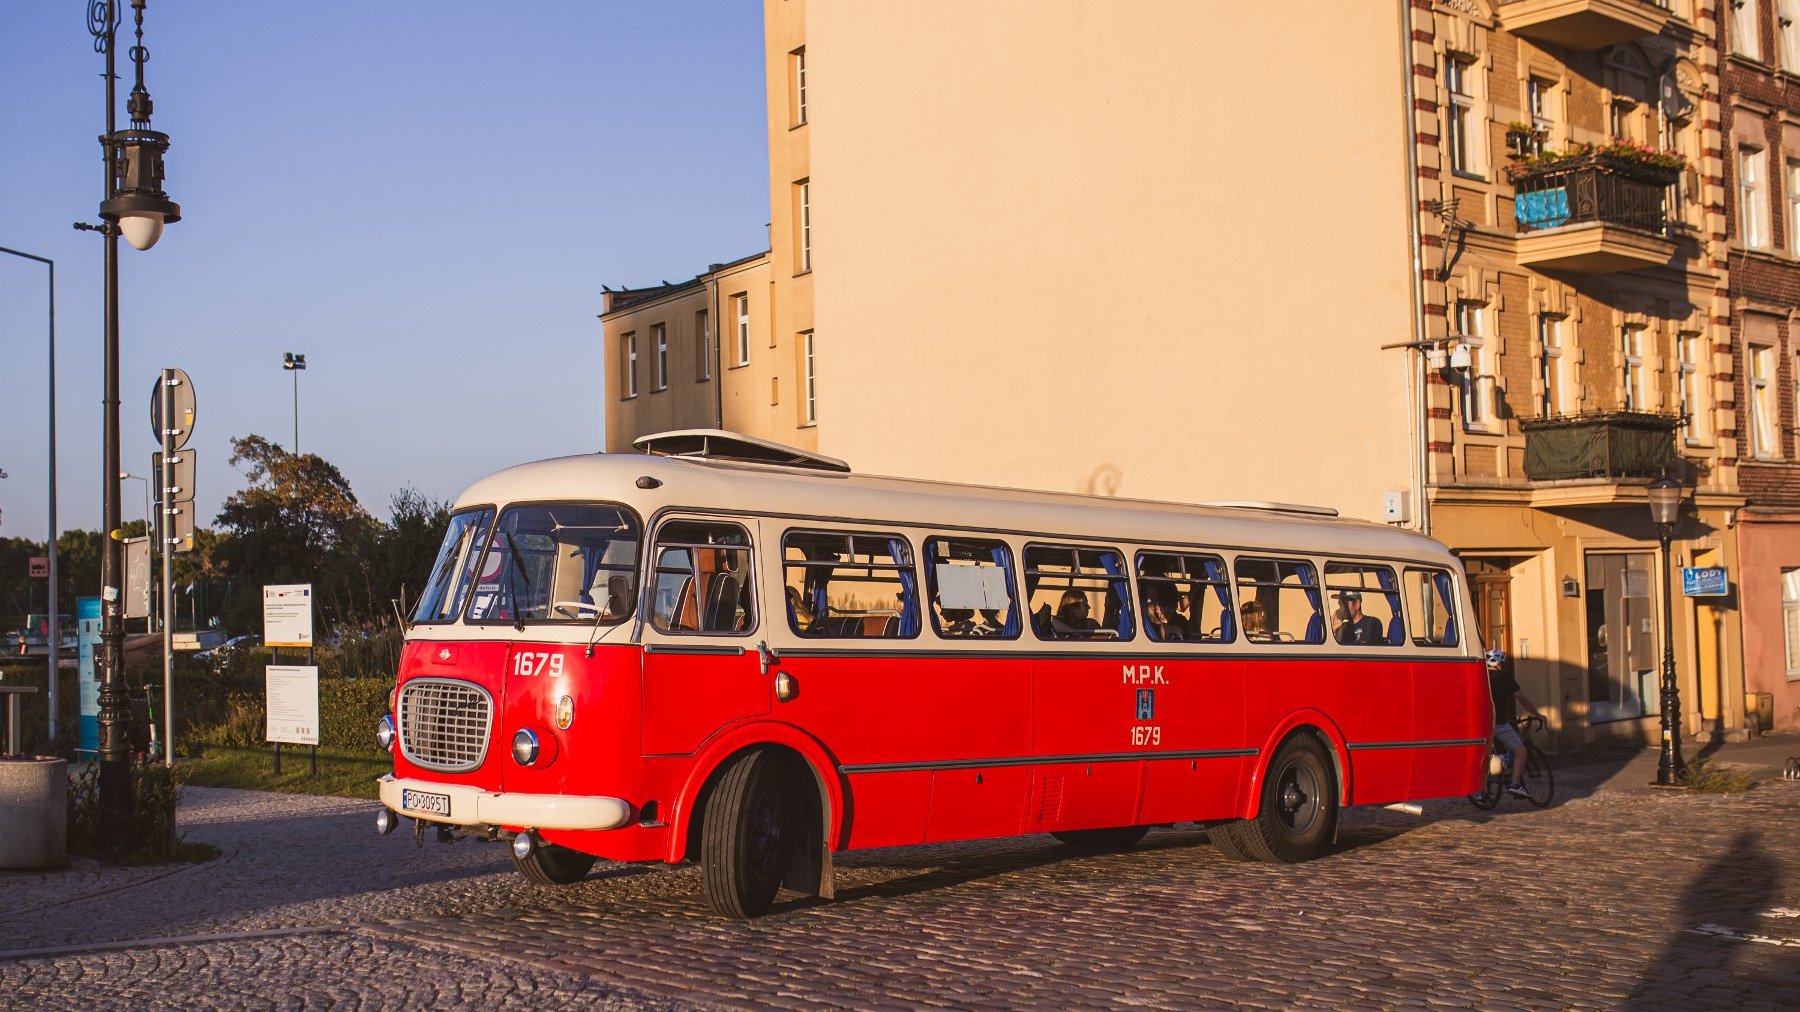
[161,370,175,767]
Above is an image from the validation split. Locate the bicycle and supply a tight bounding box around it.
[1469,713,1553,809]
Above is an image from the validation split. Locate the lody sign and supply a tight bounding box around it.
[1681,567,1729,597]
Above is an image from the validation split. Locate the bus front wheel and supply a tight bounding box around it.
[1212,734,1338,863]
[701,749,794,919]
[512,842,597,885]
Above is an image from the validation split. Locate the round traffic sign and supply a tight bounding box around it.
[149,367,196,450]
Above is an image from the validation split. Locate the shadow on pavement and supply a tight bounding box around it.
[1624,830,1799,1008]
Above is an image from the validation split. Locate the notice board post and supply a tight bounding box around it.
[263,584,317,775]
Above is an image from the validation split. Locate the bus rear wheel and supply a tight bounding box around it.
[512,842,597,885]
[1214,734,1338,863]
[701,749,794,919]
[1051,826,1149,852]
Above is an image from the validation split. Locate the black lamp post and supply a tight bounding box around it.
[1648,472,1686,787]
[283,352,307,452]
[76,0,181,847]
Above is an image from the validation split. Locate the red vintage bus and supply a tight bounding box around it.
[376,431,1489,918]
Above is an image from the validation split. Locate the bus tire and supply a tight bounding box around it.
[1206,821,1255,861]
[701,749,794,919]
[1051,826,1148,852]
[511,842,597,885]
[1227,734,1338,863]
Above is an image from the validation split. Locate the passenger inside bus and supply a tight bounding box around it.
[1241,600,1271,641]
[1145,597,1186,642]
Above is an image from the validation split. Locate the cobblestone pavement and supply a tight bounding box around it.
[2,742,1798,1010]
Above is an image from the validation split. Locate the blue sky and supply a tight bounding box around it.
[0,2,770,538]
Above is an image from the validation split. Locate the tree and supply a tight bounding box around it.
[214,435,378,631]
[371,486,451,616]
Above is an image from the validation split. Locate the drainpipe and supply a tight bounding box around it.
[711,271,725,429]
[1398,0,1432,537]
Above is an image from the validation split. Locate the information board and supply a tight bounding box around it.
[1681,567,1730,597]
[263,584,314,647]
[265,665,320,746]
[76,596,101,755]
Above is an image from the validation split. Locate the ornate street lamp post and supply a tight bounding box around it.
[77,0,181,847]
[1647,472,1687,787]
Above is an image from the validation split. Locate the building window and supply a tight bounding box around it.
[1621,325,1647,412]
[1679,332,1708,441]
[652,323,667,391]
[791,47,807,127]
[1752,342,1777,457]
[1741,146,1771,248]
[1539,315,1567,417]
[695,309,710,382]
[795,179,812,272]
[1445,56,1481,176]
[1789,160,1800,257]
[1783,0,1800,68]
[1527,77,1556,153]
[1456,301,1490,429]
[623,332,637,399]
[1735,0,1764,61]
[802,330,817,425]
[733,294,750,366]
[1783,568,1800,679]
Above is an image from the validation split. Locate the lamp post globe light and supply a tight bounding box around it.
[1647,471,1687,787]
[78,0,181,847]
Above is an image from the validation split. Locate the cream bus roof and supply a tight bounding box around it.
[454,452,1456,565]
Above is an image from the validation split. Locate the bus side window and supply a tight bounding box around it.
[650,521,756,635]
[923,537,1020,639]
[782,530,920,638]
[1134,551,1234,643]
[1404,567,1459,647]
[1234,556,1325,645]
[1023,544,1133,642]
[1323,562,1404,646]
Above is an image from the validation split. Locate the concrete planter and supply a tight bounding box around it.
[0,756,68,869]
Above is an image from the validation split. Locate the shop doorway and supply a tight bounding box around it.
[1584,552,1659,723]
[1466,557,1518,654]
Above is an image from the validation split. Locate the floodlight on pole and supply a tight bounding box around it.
[283,352,306,452]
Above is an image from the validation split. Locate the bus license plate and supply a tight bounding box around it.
[401,789,451,817]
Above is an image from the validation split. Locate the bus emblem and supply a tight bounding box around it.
[1135,689,1155,721]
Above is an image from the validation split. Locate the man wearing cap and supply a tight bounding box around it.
[1335,590,1385,646]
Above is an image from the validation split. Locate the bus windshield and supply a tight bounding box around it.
[414,508,495,623]
[465,503,641,625]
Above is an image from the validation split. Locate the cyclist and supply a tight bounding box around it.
[1486,649,1544,799]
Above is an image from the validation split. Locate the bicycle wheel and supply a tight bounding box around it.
[1522,743,1554,808]
[1468,774,1502,810]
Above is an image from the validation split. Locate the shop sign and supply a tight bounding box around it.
[1681,567,1729,597]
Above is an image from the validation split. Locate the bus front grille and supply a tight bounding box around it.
[398,678,492,773]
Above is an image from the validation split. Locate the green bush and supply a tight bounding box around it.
[66,761,216,864]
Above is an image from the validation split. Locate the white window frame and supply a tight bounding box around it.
[1752,342,1778,457]
[1527,77,1555,154]
[1741,146,1771,249]
[1789,159,1800,258]
[1783,567,1800,679]
[802,330,817,425]
[1621,326,1647,412]
[652,323,668,392]
[734,294,750,366]
[1679,331,1708,443]
[696,309,710,382]
[1539,315,1567,418]
[798,180,812,272]
[792,47,807,126]
[624,332,638,399]
[1445,56,1481,177]
[1457,301,1491,430]
[1735,0,1765,61]
[1783,0,1800,68]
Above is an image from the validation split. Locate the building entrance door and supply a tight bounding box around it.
[1584,552,1658,723]
[1466,557,1516,655]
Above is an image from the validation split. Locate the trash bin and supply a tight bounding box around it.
[1748,692,1775,737]
[0,756,68,869]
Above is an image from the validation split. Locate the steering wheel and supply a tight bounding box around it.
[553,600,602,620]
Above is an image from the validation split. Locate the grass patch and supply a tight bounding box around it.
[1677,755,1756,794]
[182,744,388,800]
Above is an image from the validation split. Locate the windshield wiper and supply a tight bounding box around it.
[504,532,532,632]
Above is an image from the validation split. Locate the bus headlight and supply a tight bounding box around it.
[376,714,396,751]
[512,728,541,767]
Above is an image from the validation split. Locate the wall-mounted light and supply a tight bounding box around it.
[1449,344,1472,371]
[1425,344,1449,370]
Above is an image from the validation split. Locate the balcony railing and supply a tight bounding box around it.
[1512,155,1679,237]
[1520,411,1678,481]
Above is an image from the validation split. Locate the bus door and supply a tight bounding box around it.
[640,518,768,756]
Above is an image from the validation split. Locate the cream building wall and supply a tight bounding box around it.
[802,0,1419,519]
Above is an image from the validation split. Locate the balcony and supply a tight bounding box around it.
[1511,154,1679,273]
[1497,0,1671,51]
[1520,412,1678,482]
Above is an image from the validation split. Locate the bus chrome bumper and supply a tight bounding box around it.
[378,776,633,831]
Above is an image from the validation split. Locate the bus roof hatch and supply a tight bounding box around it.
[632,429,852,474]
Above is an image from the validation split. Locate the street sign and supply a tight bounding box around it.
[265,665,320,746]
[149,367,196,450]
[1681,567,1729,597]
[152,450,195,505]
[27,556,47,578]
[163,502,195,553]
[123,537,149,619]
[263,584,314,648]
